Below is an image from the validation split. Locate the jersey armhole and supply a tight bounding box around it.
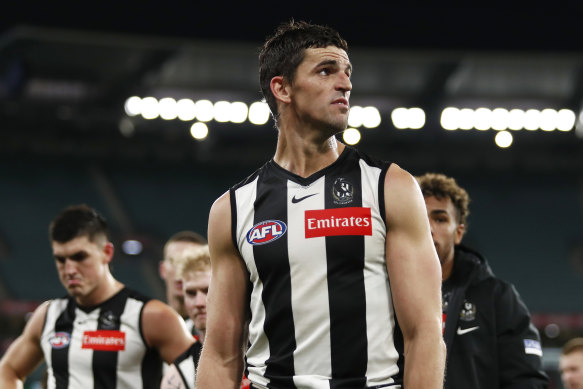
[378,162,392,226]
[229,188,238,251]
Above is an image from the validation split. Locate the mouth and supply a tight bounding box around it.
[332,98,349,109]
[66,278,82,287]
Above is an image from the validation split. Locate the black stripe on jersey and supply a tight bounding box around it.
[52,299,76,389]
[93,291,128,389]
[252,173,296,388]
[325,156,367,388]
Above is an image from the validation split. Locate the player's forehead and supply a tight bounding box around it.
[303,46,350,67]
[52,235,94,255]
[183,270,211,286]
[165,241,202,259]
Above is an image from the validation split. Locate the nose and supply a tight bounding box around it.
[336,72,352,94]
[194,292,207,306]
[63,259,78,275]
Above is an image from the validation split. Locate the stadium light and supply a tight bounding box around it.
[159,98,178,120]
[177,99,196,121]
[495,131,513,148]
[343,128,361,145]
[190,122,209,140]
[124,96,141,116]
[249,101,270,125]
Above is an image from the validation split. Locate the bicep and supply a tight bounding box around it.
[142,301,195,364]
[205,192,249,358]
[384,165,442,337]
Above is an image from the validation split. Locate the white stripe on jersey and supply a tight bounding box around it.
[287,176,332,378]
[116,297,147,389]
[69,308,99,388]
[359,159,398,386]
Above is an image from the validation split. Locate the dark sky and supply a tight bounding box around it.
[2,2,582,51]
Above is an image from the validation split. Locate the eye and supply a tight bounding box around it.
[54,256,65,264]
[319,68,331,76]
[70,252,89,262]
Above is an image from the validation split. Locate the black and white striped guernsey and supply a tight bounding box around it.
[40,287,163,389]
[230,146,404,389]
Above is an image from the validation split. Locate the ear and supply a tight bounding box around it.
[270,76,291,104]
[159,261,166,279]
[103,242,114,264]
[454,223,466,245]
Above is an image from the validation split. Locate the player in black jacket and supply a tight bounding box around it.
[417,173,549,389]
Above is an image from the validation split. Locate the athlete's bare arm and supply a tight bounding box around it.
[384,164,446,389]
[0,302,48,389]
[196,191,249,389]
[142,300,195,364]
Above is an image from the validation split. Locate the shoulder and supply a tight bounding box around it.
[141,299,191,345]
[209,191,233,237]
[385,163,417,189]
[23,301,51,340]
[383,163,425,227]
[211,190,231,214]
[142,299,181,321]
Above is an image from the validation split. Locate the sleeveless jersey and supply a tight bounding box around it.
[40,288,163,389]
[230,146,404,389]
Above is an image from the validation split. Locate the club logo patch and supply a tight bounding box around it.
[82,330,126,351]
[246,220,287,245]
[305,207,372,238]
[332,178,354,205]
[99,311,119,330]
[49,332,71,349]
[459,300,476,322]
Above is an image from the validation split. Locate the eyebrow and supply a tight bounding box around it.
[316,59,353,73]
[54,250,88,263]
[429,209,449,216]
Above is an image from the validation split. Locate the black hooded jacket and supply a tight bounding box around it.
[442,245,549,389]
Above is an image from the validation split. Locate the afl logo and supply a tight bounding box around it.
[246,220,287,245]
[49,332,71,349]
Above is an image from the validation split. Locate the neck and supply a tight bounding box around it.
[273,127,345,178]
[77,274,124,307]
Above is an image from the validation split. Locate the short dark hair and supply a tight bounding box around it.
[49,204,110,244]
[416,173,471,226]
[259,20,348,121]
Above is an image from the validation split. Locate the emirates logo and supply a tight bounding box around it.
[305,207,372,238]
[82,330,126,351]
